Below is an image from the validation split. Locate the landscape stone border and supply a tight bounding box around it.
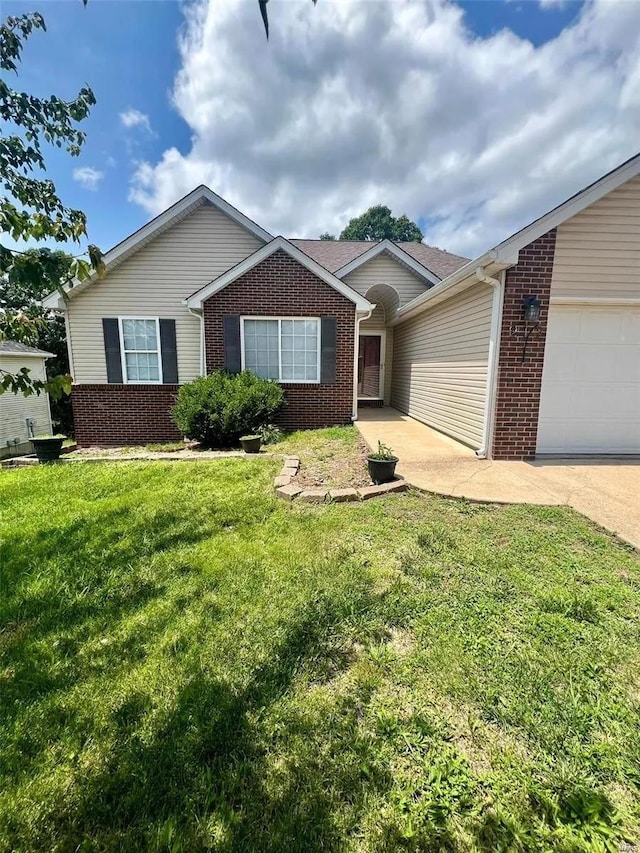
[1,449,274,468]
[274,456,406,503]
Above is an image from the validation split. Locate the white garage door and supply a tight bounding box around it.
[537,304,640,454]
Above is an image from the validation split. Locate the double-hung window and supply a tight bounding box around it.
[242,318,320,383]
[119,318,163,383]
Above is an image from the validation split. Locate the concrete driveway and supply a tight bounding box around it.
[356,408,640,549]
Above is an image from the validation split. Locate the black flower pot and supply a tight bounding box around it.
[367,456,399,485]
[240,435,262,454]
[31,436,65,463]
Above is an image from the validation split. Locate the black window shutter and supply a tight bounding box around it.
[320,317,337,384]
[159,319,178,384]
[223,315,241,373]
[102,318,123,383]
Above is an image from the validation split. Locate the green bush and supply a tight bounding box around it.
[172,371,285,448]
[258,424,285,445]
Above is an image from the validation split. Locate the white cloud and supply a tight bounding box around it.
[538,0,567,9]
[119,108,154,134]
[73,166,104,191]
[129,0,640,258]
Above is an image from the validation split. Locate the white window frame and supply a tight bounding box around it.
[240,316,321,384]
[118,316,163,385]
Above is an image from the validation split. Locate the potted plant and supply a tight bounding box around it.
[30,434,66,463]
[367,441,399,484]
[240,434,262,454]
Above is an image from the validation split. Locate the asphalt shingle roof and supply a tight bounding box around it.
[290,239,469,280]
[0,340,53,357]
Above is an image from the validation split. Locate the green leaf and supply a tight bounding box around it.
[0,10,98,407]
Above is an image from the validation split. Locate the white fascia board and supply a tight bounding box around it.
[494,151,640,259]
[334,239,441,286]
[0,350,54,359]
[185,236,374,311]
[42,185,274,311]
[394,152,640,326]
[393,251,497,324]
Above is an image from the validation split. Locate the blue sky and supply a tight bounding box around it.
[5,0,639,258]
[457,0,582,44]
[6,0,189,250]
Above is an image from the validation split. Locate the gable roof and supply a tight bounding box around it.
[43,185,273,310]
[290,240,372,271]
[489,150,640,266]
[290,239,468,280]
[185,236,374,312]
[397,150,640,324]
[0,340,53,358]
[400,243,470,279]
[333,239,442,285]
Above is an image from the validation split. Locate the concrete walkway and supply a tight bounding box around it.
[356,407,640,550]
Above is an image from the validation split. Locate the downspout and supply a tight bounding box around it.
[351,307,374,421]
[474,267,503,459]
[188,308,205,376]
[63,310,76,379]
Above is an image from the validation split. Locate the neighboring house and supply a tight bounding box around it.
[0,341,53,458]
[44,152,640,458]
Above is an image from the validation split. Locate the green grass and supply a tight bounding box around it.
[144,442,188,453]
[273,425,359,454]
[1,459,640,852]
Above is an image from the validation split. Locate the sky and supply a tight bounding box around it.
[5,0,640,261]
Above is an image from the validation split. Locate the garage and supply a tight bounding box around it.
[537,303,640,454]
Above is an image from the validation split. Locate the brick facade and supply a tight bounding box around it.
[72,385,181,447]
[203,249,356,430]
[491,229,557,460]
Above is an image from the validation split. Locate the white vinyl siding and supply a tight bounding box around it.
[68,203,262,383]
[391,285,493,448]
[552,174,640,301]
[348,252,429,407]
[360,304,386,328]
[344,253,429,307]
[0,355,52,454]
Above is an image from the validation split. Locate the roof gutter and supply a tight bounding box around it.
[392,242,520,327]
[393,250,490,325]
[474,267,504,460]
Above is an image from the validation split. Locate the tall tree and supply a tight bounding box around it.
[0,12,103,399]
[339,205,424,242]
[318,232,336,241]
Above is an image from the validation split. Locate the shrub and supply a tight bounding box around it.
[172,371,285,448]
[258,424,284,445]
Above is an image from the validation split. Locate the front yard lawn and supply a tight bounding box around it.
[1,458,639,851]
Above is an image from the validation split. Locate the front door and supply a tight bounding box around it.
[358,334,382,398]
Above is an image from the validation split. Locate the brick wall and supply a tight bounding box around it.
[491,229,557,460]
[203,249,356,430]
[73,385,181,446]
